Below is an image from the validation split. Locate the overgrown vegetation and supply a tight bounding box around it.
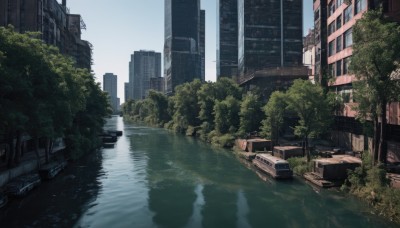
[342,154,400,223]
[0,26,111,164]
[287,157,312,176]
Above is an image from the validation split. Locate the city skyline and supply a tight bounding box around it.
[66,0,314,103]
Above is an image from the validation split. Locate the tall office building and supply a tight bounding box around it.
[235,0,308,99]
[200,10,206,82]
[238,0,303,77]
[103,73,119,113]
[164,0,203,95]
[217,0,238,79]
[128,50,162,100]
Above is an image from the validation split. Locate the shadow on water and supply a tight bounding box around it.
[0,151,104,227]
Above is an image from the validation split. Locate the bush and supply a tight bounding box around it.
[342,153,400,223]
[287,157,312,176]
[211,133,235,148]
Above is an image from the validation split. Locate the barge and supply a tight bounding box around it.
[5,173,41,197]
[252,154,293,179]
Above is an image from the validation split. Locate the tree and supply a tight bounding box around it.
[172,79,202,132]
[351,10,400,163]
[261,91,287,146]
[286,80,332,161]
[239,93,264,135]
[146,90,170,126]
[214,96,241,134]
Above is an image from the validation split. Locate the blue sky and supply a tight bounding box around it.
[66,0,314,103]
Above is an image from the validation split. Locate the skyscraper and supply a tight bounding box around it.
[238,0,303,77]
[217,0,238,79]
[200,10,206,82]
[164,0,203,95]
[130,50,162,100]
[103,73,119,113]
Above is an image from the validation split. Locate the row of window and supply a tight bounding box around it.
[328,28,352,56]
[328,0,367,17]
[328,57,351,78]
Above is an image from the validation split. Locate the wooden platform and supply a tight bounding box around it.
[387,173,400,189]
[303,172,343,188]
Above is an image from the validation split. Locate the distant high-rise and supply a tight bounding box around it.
[200,10,206,82]
[238,0,303,77]
[128,50,162,100]
[164,0,203,95]
[103,73,119,113]
[217,0,238,79]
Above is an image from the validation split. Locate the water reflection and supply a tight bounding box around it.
[0,151,104,227]
[0,117,398,228]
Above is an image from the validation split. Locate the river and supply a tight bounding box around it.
[0,116,397,228]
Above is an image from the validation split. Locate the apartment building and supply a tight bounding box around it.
[0,0,91,70]
[314,0,400,154]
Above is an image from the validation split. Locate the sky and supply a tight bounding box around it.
[66,0,314,103]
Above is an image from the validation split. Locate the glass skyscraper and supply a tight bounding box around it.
[238,0,303,77]
[164,0,203,94]
[217,0,238,79]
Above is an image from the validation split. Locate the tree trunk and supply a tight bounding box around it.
[373,116,379,165]
[305,136,310,162]
[14,130,22,164]
[45,138,50,163]
[34,137,41,168]
[7,131,15,168]
[378,100,388,164]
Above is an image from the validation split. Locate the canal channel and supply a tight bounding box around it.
[0,116,397,227]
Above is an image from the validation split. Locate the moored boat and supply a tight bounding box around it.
[252,154,293,179]
[5,173,41,197]
[39,160,67,180]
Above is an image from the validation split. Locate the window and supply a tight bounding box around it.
[336,14,342,29]
[314,8,320,21]
[329,40,335,56]
[343,57,351,74]
[344,5,353,23]
[336,0,344,7]
[344,28,353,48]
[328,22,336,35]
[328,1,336,17]
[355,0,367,15]
[336,59,342,76]
[336,35,342,52]
[329,63,336,77]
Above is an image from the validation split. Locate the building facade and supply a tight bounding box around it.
[238,0,303,77]
[236,0,308,99]
[0,0,91,70]
[200,9,205,82]
[103,73,120,113]
[303,29,316,83]
[217,0,238,79]
[128,50,162,100]
[314,0,400,154]
[150,77,165,93]
[164,0,203,95]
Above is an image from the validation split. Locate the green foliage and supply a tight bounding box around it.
[0,26,110,161]
[211,133,236,148]
[172,79,202,132]
[214,96,241,134]
[287,157,312,176]
[239,93,264,135]
[261,91,287,142]
[286,80,332,139]
[343,153,400,223]
[351,10,400,162]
